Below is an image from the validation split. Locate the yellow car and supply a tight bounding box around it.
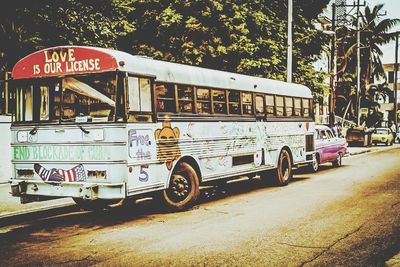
[371,128,394,146]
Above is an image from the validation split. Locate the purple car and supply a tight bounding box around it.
[310,125,348,172]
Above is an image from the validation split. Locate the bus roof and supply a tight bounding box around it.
[12,46,312,98]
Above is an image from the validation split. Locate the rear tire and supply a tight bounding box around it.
[161,161,200,211]
[273,149,292,186]
[332,153,342,167]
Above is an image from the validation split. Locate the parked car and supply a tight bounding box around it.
[371,127,394,146]
[310,125,348,172]
[346,126,373,147]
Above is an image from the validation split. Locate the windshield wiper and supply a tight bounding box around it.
[29,127,38,135]
[78,125,90,134]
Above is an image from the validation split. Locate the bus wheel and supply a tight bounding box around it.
[274,149,292,186]
[162,161,200,211]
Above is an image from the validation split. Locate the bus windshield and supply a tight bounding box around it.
[14,72,118,124]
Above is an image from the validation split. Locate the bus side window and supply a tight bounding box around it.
[302,98,310,117]
[177,85,194,113]
[155,83,175,113]
[265,94,275,116]
[228,90,241,115]
[255,94,265,118]
[128,77,140,111]
[285,97,293,117]
[242,92,253,115]
[275,96,284,117]
[212,89,227,114]
[128,77,152,113]
[294,98,301,116]
[196,88,211,114]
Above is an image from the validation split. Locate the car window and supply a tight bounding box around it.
[326,130,334,139]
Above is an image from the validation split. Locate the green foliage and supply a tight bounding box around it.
[1,0,331,100]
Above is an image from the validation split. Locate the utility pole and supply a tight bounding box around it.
[394,33,399,134]
[287,0,293,83]
[356,0,362,125]
[329,3,337,128]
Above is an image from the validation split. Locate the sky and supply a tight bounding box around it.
[325,0,400,64]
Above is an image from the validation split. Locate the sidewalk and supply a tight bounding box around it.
[0,144,398,220]
[346,143,399,156]
[0,183,74,219]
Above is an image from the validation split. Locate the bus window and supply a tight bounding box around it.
[61,73,117,123]
[302,98,310,117]
[255,95,265,116]
[213,89,227,114]
[140,79,152,112]
[155,83,175,113]
[39,86,50,121]
[196,88,211,114]
[228,90,241,115]
[15,86,33,122]
[285,97,293,117]
[128,77,151,113]
[242,92,253,115]
[177,85,194,113]
[265,95,275,116]
[294,98,301,116]
[276,96,284,116]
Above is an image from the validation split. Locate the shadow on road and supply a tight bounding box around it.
[0,170,316,243]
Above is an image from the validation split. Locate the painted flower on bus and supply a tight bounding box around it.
[155,120,181,170]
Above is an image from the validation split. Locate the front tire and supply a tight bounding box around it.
[273,149,292,186]
[161,161,200,211]
[309,155,319,173]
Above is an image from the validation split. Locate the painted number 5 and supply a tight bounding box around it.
[139,165,149,182]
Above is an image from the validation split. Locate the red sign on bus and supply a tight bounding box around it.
[12,46,118,79]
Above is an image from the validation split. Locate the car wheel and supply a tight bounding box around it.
[332,153,342,167]
[309,155,319,173]
[385,140,389,146]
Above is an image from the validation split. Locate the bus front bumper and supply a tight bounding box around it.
[10,180,126,203]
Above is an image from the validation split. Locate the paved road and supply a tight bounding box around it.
[0,146,399,266]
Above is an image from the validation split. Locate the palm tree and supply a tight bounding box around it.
[334,4,400,123]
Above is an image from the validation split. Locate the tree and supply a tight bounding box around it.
[334,4,400,122]
[0,0,135,72]
[118,0,330,98]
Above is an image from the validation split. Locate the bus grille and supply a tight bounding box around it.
[305,135,315,152]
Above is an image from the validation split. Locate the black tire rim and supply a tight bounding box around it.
[166,173,191,203]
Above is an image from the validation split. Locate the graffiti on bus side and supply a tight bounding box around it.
[155,120,181,170]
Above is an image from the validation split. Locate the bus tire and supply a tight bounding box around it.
[273,149,292,186]
[161,161,200,211]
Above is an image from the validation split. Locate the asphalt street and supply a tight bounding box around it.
[0,145,399,266]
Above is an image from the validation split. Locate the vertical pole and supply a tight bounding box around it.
[329,3,336,128]
[356,0,361,125]
[287,0,293,83]
[394,33,398,134]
